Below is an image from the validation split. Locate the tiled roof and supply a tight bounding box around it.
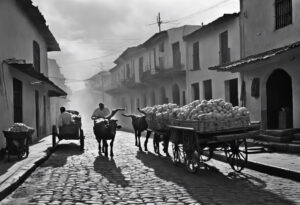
[209,41,300,72]
[16,0,60,51]
[9,63,67,96]
[183,13,240,41]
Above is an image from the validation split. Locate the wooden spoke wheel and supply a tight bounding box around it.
[18,147,29,159]
[184,150,200,173]
[80,129,84,150]
[172,143,185,165]
[225,139,248,172]
[52,125,57,148]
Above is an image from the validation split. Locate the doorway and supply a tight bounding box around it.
[13,78,23,123]
[172,84,180,105]
[35,90,39,137]
[225,78,238,106]
[267,69,293,129]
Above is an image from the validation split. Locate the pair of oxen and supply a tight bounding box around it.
[93,108,169,157]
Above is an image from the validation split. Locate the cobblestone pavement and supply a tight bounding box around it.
[2,125,300,205]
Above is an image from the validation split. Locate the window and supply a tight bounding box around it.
[191,83,200,101]
[159,43,164,52]
[139,57,143,80]
[158,57,164,69]
[219,31,230,64]
[143,94,147,107]
[130,98,134,112]
[275,0,292,29]
[203,80,212,100]
[126,64,130,79]
[193,42,200,70]
[172,42,181,68]
[13,78,23,123]
[182,91,186,105]
[33,41,40,72]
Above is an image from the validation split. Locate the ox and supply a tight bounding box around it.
[121,108,152,151]
[93,109,124,157]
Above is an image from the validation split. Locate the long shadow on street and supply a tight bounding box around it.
[136,151,296,205]
[40,142,83,168]
[93,155,129,187]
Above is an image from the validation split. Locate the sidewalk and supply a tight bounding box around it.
[212,151,300,182]
[0,135,53,201]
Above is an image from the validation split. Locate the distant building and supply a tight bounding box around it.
[105,26,200,130]
[183,13,241,105]
[0,0,66,151]
[48,59,70,127]
[210,0,300,129]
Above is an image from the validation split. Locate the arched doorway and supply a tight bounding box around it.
[150,91,156,106]
[267,69,293,129]
[172,84,180,105]
[160,87,168,104]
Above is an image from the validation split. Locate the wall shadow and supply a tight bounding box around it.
[93,155,129,187]
[136,151,296,205]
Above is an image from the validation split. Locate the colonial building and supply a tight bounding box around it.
[183,13,241,106]
[210,0,300,130]
[0,0,66,151]
[105,26,200,130]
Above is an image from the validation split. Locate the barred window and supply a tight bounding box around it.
[275,0,292,29]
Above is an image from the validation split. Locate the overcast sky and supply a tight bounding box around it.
[32,0,239,90]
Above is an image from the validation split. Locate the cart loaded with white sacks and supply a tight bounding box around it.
[140,99,261,173]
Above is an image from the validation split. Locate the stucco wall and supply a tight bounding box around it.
[241,0,300,57]
[0,0,52,149]
[186,16,241,103]
[242,50,300,128]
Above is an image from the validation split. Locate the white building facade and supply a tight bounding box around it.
[210,0,300,129]
[0,0,65,151]
[184,13,241,106]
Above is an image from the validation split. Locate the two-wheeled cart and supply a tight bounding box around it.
[52,110,84,150]
[168,124,260,173]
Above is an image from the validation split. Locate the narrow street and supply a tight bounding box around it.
[2,125,300,205]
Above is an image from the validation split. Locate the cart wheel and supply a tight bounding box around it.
[225,139,248,172]
[172,143,185,165]
[80,129,84,150]
[185,150,200,173]
[52,125,57,148]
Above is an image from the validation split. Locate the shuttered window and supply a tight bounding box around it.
[219,31,230,64]
[203,79,212,100]
[193,42,200,70]
[33,41,40,72]
[275,0,292,29]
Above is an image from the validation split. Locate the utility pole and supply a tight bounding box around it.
[157,12,162,32]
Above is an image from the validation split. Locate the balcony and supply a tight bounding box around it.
[140,64,185,83]
[103,81,124,95]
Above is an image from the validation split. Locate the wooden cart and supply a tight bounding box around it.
[3,129,34,161]
[52,110,84,150]
[168,124,260,173]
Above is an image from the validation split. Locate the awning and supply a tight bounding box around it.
[9,63,67,97]
[209,41,300,72]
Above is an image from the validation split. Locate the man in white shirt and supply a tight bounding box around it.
[91,103,110,120]
[58,107,73,127]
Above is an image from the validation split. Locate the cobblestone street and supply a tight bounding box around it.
[2,125,300,205]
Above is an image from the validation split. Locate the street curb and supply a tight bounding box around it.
[212,153,300,182]
[0,147,54,201]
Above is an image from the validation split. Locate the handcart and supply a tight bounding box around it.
[168,123,260,173]
[52,110,84,150]
[3,128,34,161]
